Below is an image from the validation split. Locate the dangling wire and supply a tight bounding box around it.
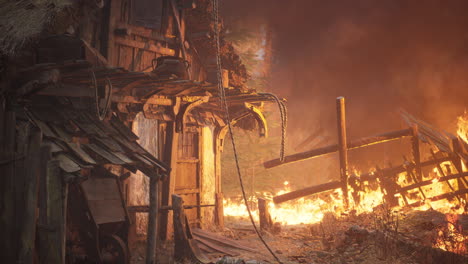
[211,1,283,263]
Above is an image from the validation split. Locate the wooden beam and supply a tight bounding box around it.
[114,38,175,56]
[115,22,176,44]
[411,125,423,181]
[146,175,159,264]
[336,97,349,208]
[273,181,341,204]
[264,128,412,169]
[430,149,461,203]
[398,172,468,193]
[358,156,451,182]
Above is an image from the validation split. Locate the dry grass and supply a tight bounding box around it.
[0,0,72,56]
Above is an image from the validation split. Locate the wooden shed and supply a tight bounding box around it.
[0,0,274,263]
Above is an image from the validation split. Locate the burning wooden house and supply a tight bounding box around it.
[2,1,468,264]
[0,1,275,263]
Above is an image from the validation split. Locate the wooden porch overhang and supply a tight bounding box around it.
[20,96,170,179]
[25,60,279,132]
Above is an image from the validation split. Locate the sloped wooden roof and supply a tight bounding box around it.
[23,96,169,177]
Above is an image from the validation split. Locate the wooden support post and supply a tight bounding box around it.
[0,109,16,263]
[159,122,178,240]
[336,97,349,209]
[37,145,51,263]
[411,125,422,181]
[40,159,68,264]
[146,175,159,264]
[258,198,273,231]
[18,129,42,264]
[215,193,224,228]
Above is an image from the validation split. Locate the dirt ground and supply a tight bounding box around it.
[131,209,467,264]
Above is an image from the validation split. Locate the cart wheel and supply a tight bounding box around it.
[100,235,129,264]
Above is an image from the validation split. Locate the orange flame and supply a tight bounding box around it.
[224,114,467,227]
[457,111,468,144]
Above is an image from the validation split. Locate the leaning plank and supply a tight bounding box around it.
[264,128,412,168]
[273,181,341,204]
[172,195,210,263]
[192,236,239,257]
[191,229,256,253]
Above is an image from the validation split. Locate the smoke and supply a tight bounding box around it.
[222,0,468,179]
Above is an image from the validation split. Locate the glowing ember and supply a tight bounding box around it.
[434,214,467,254]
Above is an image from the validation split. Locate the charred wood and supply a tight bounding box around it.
[273,181,341,204]
[264,128,412,169]
[258,197,273,230]
[172,194,209,263]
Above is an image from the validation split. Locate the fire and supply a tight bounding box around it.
[224,161,466,225]
[434,214,467,254]
[223,114,468,254]
[457,111,468,144]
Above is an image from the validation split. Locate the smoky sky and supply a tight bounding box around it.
[223,0,468,139]
[221,0,468,173]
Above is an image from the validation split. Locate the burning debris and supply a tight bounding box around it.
[221,98,468,263]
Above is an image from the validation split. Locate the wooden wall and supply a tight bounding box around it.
[107,0,176,71]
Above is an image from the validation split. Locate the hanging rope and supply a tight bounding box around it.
[91,70,112,121]
[211,1,283,263]
[258,92,287,162]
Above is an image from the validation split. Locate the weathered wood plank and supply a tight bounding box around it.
[264,128,412,169]
[115,38,175,56]
[172,194,209,263]
[0,110,17,263]
[37,145,52,263]
[43,159,68,264]
[18,129,43,264]
[273,181,341,204]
